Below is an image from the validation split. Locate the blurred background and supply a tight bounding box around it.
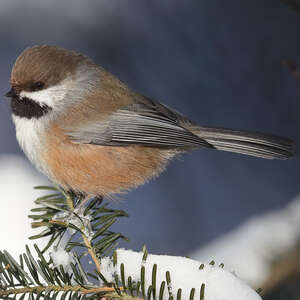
[1,0,300,297]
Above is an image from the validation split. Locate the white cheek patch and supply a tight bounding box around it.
[20,84,69,110]
[18,65,99,113]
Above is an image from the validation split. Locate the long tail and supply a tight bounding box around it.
[190,126,294,160]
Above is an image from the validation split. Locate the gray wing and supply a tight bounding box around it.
[65,96,213,149]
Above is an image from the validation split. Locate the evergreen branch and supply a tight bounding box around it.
[28,187,128,275]
[0,285,118,297]
[0,245,122,299]
[82,234,101,274]
[2,186,215,299]
[0,244,207,300]
[62,193,102,274]
[0,184,262,300]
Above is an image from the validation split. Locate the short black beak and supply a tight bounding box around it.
[5,88,16,98]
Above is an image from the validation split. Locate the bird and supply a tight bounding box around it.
[5,45,294,204]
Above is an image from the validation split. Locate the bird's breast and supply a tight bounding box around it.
[12,115,51,177]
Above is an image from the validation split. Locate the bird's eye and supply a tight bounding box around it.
[31,81,45,92]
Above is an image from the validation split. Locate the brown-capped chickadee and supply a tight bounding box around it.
[5,45,294,201]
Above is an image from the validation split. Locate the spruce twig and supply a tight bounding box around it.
[0,285,119,297]
[64,193,102,274]
[1,186,207,299]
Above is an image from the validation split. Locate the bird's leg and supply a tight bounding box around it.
[54,193,95,225]
[77,194,93,210]
[72,195,103,222]
[53,193,103,240]
[75,194,103,211]
[65,195,96,240]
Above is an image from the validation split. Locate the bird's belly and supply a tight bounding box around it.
[44,137,175,197]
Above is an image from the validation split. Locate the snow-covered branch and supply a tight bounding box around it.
[101,249,262,300]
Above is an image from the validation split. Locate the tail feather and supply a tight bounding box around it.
[191,126,294,160]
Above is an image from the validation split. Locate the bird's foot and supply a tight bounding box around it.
[52,194,102,240]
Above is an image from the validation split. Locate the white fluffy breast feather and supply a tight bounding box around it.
[12,115,50,177]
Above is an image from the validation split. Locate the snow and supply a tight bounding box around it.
[101,248,262,300]
[0,154,49,257]
[101,256,116,283]
[189,196,300,287]
[50,247,74,271]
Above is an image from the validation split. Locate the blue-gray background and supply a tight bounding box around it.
[0,0,299,255]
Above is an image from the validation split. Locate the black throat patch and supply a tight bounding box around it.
[10,96,52,119]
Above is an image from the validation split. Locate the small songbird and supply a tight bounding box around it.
[6,45,294,202]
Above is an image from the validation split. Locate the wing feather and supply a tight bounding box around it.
[66,97,213,149]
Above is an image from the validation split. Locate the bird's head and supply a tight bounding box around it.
[6,45,99,120]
